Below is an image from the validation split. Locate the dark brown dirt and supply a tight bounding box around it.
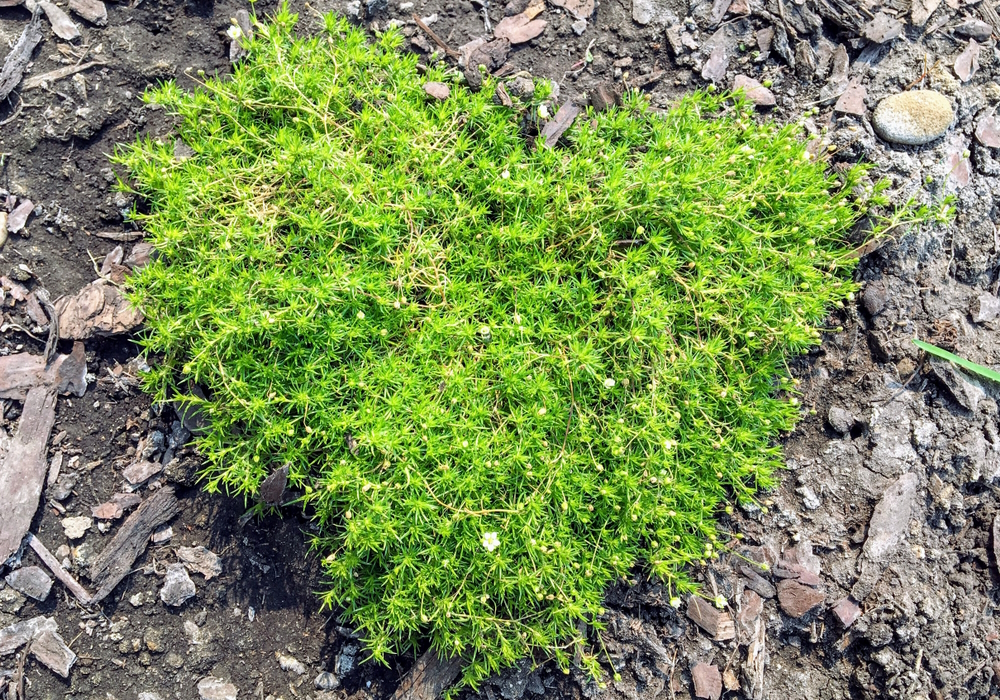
[2,0,1000,698]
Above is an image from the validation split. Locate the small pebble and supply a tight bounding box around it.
[315,672,341,690]
[871,90,953,146]
[159,563,196,607]
[4,567,53,602]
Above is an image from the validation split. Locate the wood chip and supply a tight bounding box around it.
[391,649,463,700]
[68,0,106,25]
[38,1,81,41]
[423,82,450,100]
[834,77,866,115]
[0,386,57,564]
[741,616,765,700]
[7,200,33,234]
[549,0,593,19]
[88,487,180,602]
[91,230,145,242]
[0,616,57,656]
[25,533,92,605]
[540,100,580,149]
[0,10,44,103]
[912,0,942,26]
[975,110,1000,147]
[493,13,547,44]
[862,12,903,43]
[22,60,104,91]
[954,39,981,82]
[123,459,163,485]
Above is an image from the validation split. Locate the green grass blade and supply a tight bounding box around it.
[913,339,1000,383]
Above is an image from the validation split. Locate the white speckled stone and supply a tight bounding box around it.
[872,90,954,145]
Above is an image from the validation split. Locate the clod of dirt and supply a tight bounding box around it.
[826,406,855,435]
[159,562,196,607]
[631,0,677,25]
[776,579,825,617]
[29,629,76,677]
[4,566,52,602]
[177,546,222,580]
[55,280,143,339]
[971,292,1000,323]
[38,1,81,41]
[62,516,92,539]
[276,651,306,675]
[732,75,775,107]
[929,358,985,412]
[871,90,954,146]
[691,662,722,700]
[197,676,238,700]
[862,12,903,43]
[506,76,535,99]
[862,472,918,561]
[68,0,106,25]
[315,672,340,690]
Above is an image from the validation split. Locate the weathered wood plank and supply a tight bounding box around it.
[392,650,463,700]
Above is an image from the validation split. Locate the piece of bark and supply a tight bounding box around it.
[686,596,735,640]
[913,0,942,26]
[25,533,93,605]
[0,386,57,564]
[0,616,57,656]
[776,579,825,617]
[38,1,81,41]
[123,459,162,485]
[392,649,463,700]
[30,630,76,677]
[55,280,143,339]
[691,663,722,700]
[540,100,580,149]
[590,81,622,112]
[992,514,1000,574]
[0,10,44,103]
[92,230,145,242]
[0,342,87,401]
[88,487,180,603]
[831,597,861,627]
[68,0,106,25]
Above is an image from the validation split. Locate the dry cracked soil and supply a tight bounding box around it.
[1,0,1000,698]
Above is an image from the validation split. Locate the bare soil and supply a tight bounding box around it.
[1,0,999,698]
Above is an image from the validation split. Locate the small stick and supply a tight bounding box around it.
[21,61,106,91]
[34,289,59,366]
[412,14,459,58]
[26,532,94,606]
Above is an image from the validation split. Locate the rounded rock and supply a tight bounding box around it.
[872,90,954,146]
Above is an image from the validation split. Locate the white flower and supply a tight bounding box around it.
[227,24,243,40]
[538,104,551,119]
[714,595,726,609]
[603,378,616,389]
[356,311,365,320]
[670,597,681,609]
[482,532,500,552]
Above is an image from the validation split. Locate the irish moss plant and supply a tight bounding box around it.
[119,6,908,688]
